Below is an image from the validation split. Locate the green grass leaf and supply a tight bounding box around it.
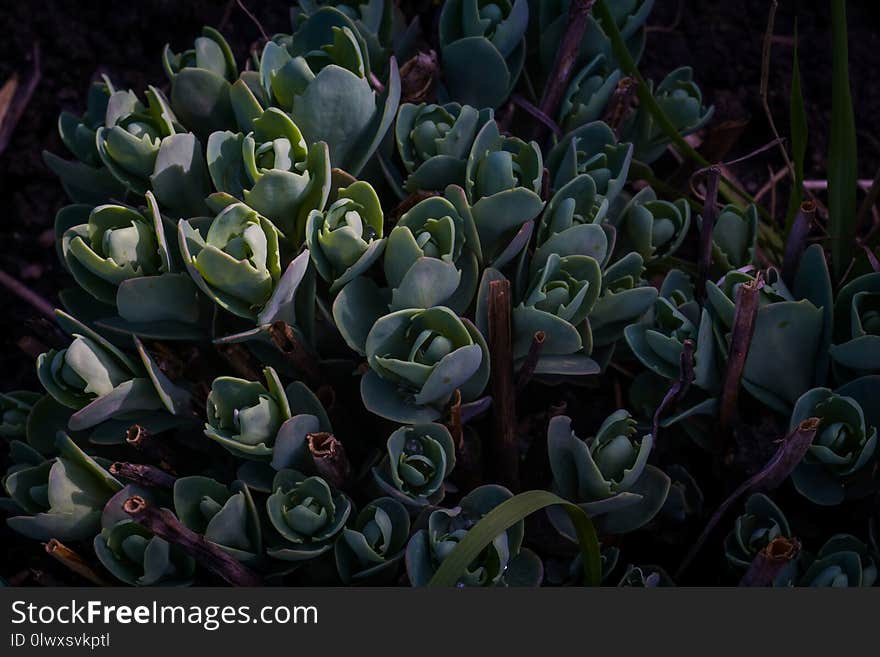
[427,490,601,587]
[828,0,858,280]
[784,23,808,233]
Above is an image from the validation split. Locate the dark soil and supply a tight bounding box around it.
[0,0,878,585]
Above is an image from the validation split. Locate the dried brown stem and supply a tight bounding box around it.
[110,462,177,490]
[126,424,178,473]
[718,273,764,447]
[0,269,56,320]
[0,42,41,155]
[652,339,695,441]
[122,495,262,586]
[739,536,801,587]
[515,331,546,394]
[782,200,816,286]
[44,539,113,586]
[676,417,819,581]
[696,166,721,301]
[307,432,351,489]
[268,321,322,386]
[215,342,263,381]
[603,76,637,133]
[487,278,520,492]
[532,0,596,142]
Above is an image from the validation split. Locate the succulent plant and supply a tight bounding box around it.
[789,388,877,506]
[266,469,352,561]
[0,392,40,439]
[614,186,691,262]
[361,306,490,423]
[406,485,539,587]
[546,121,632,199]
[465,120,545,267]
[173,476,263,564]
[162,27,238,139]
[559,54,622,133]
[4,433,121,542]
[830,272,880,379]
[179,204,314,328]
[204,367,291,460]
[724,494,792,571]
[796,534,878,587]
[36,311,188,437]
[384,187,481,312]
[708,204,759,275]
[206,105,331,240]
[438,0,528,109]
[620,67,713,164]
[258,6,400,176]
[306,181,385,292]
[96,85,211,217]
[94,487,196,586]
[547,412,670,534]
[58,193,207,339]
[372,423,456,506]
[618,564,674,587]
[335,496,410,583]
[395,102,492,193]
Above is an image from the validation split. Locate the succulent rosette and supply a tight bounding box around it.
[536,174,610,248]
[796,535,878,588]
[395,102,492,193]
[705,248,833,413]
[162,27,238,138]
[614,186,691,262]
[266,469,352,561]
[58,193,207,339]
[384,187,481,312]
[625,269,719,392]
[0,392,40,438]
[707,204,759,275]
[292,0,404,74]
[94,487,195,587]
[4,433,122,542]
[559,54,622,133]
[36,311,189,438]
[588,252,659,349]
[546,121,633,200]
[207,102,330,240]
[465,120,545,268]
[44,76,126,205]
[204,367,292,460]
[178,203,314,328]
[406,485,541,587]
[829,272,880,379]
[173,476,262,564]
[620,67,713,164]
[372,423,456,506]
[95,85,211,217]
[724,494,792,571]
[548,412,670,534]
[361,306,490,423]
[306,181,385,292]
[258,7,400,176]
[438,0,529,109]
[789,388,877,506]
[335,496,410,583]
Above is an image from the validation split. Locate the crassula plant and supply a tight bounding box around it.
[3,0,879,590]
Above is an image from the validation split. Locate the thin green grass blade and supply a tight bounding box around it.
[784,23,808,233]
[427,490,601,587]
[828,0,858,280]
